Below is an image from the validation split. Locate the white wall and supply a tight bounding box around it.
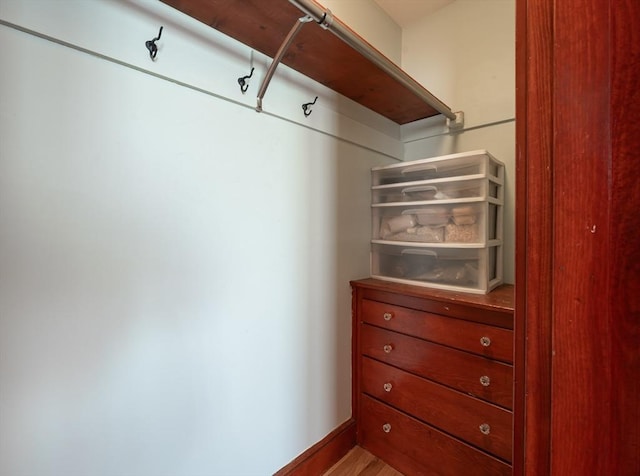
[0,1,516,474]
[0,1,398,475]
[402,0,515,129]
[322,0,402,64]
[400,0,516,283]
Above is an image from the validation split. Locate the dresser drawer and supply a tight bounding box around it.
[361,357,512,462]
[359,395,511,476]
[362,299,513,363]
[361,324,513,408]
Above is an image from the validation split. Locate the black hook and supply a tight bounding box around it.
[145,26,163,60]
[238,67,254,94]
[302,96,318,117]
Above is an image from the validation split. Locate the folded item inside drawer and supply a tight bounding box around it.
[374,202,498,244]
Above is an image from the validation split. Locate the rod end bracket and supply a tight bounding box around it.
[447,111,464,131]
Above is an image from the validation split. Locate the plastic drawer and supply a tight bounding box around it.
[372,176,501,204]
[370,243,503,294]
[373,201,502,245]
[371,150,504,186]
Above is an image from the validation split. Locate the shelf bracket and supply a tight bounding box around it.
[256,15,314,113]
[447,111,465,131]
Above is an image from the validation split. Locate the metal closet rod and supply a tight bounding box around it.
[288,0,457,121]
[257,15,313,112]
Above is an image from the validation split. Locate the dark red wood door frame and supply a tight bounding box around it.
[515,1,639,474]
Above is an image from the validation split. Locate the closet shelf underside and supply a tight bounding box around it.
[161,0,452,125]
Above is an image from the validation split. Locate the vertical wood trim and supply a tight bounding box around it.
[515,0,554,474]
[549,0,639,473]
[351,284,362,434]
[513,1,527,473]
[518,0,640,474]
[609,2,640,474]
[551,0,613,473]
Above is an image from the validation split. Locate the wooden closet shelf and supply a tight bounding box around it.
[161,0,451,124]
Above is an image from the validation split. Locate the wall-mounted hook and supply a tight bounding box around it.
[145,26,163,60]
[238,67,254,94]
[302,96,318,117]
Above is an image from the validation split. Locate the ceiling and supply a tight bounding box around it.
[373,0,455,27]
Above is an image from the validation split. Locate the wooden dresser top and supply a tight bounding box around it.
[351,278,515,314]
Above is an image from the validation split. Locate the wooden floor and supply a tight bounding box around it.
[323,446,403,476]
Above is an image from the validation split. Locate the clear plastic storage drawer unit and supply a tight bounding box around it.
[370,150,505,294]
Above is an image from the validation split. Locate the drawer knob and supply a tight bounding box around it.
[480,375,491,387]
[383,312,393,321]
[382,423,392,433]
[383,382,393,392]
[479,423,491,435]
[383,344,393,354]
[480,336,492,347]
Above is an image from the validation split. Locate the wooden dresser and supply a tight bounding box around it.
[351,278,515,476]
